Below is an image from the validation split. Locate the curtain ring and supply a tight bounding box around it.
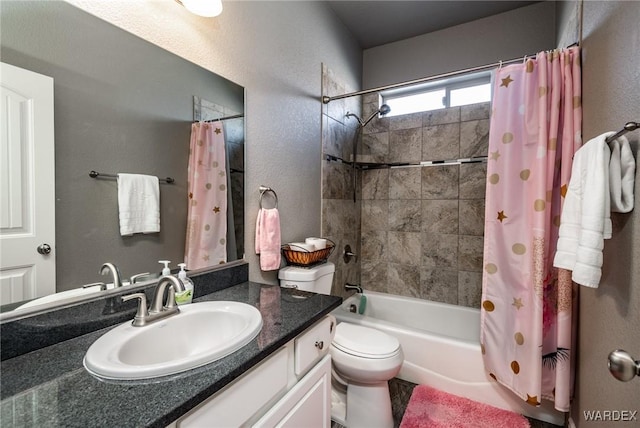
[259,185,278,209]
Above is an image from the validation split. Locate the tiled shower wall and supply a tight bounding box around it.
[320,65,490,308]
[320,64,362,299]
[359,95,490,308]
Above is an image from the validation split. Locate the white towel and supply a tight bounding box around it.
[117,173,160,236]
[553,133,612,287]
[608,135,635,213]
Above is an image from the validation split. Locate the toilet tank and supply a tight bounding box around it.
[278,262,335,295]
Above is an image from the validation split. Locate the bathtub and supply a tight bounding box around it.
[332,290,564,426]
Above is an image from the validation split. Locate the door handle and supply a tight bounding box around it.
[37,243,52,255]
[608,350,640,381]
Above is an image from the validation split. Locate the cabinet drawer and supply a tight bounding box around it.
[294,315,335,376]
[177,347,289,427]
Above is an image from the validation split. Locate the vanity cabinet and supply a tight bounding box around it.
[173,315,335,428]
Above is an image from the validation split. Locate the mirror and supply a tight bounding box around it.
[0,2,244,312]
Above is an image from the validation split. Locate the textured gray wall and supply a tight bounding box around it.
[0,1,244,289]
[362,1,556,89]
[566,1,640,425]
[65,0,363,285]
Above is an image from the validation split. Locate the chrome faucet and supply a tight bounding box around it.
[344,283,363,294]
[100,263,123,288]
[121,276,186,327]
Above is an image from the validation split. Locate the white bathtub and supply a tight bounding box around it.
[332,290,564,426]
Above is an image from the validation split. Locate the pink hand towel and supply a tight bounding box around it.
[255,208,281,271]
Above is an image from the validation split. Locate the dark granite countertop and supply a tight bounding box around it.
[0,282,341,428]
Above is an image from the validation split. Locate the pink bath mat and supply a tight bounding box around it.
[400,385,530,428]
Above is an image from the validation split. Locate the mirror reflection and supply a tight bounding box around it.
[0,1,244,312]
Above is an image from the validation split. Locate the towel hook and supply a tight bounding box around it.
[259,185,278,209]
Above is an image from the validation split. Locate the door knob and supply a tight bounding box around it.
[37,243,52,255]
[608,350,640,382]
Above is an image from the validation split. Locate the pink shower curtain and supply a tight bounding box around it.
[184,121,228,269]
[480,46,581,412]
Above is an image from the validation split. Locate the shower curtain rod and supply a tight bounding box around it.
[322,53,536,104]
[194,114,244,123]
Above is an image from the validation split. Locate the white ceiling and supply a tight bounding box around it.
[326,1,542,49]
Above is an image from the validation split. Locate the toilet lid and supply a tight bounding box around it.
[332,323,400,359]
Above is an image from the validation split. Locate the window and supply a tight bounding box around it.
[381,70,492,117]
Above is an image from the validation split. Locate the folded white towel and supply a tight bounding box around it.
[117,173,160,236]
[553,133,612,287]
[608,135,635,213]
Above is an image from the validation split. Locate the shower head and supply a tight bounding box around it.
[361,104,391,127]
[346,104,391,128]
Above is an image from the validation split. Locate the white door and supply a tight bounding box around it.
[0,62,56,305]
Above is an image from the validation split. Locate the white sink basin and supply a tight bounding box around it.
[84,301,262,380]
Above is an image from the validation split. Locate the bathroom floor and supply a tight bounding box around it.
[331,378,564,428]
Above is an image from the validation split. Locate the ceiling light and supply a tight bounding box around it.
[177,0,223,18]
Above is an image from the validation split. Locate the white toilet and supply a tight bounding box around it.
[278,262,403,428]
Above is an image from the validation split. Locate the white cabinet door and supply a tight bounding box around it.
[0,62,56,304]
[177,347,289,428]
[254,355,331,428]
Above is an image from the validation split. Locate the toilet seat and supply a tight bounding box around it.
[332,323,400,359]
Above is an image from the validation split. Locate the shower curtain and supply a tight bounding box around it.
[185,121,228,269]
[480,46,581,412]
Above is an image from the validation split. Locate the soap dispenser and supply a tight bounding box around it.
[159,260,171,276]
[175,263,195,305]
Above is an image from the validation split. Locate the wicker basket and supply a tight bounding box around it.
[282,240,335,267]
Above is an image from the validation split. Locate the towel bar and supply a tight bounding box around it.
[89,171,174,184]
[605,121,640,144]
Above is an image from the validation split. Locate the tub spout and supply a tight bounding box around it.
[344,283,362,294]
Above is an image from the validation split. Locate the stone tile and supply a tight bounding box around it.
[388,264,421,297]
[459,162,487,199]
[322,160,353,200]
[390,128,423,163]
[460,119,490,157]
[421,268,458,304]
[361,200,389,232]
[423,106,460,126]
[361,131,389,163]
[360,260,388,293]
[459,199,485,236]
[326,232,360,298]
[322,65,346,123]
[361,230,388,262]
[362,92,379,105]
[458,271,483,308]
[389,200,421,232]
[422,200,459,234]
[422,233,458,269]
[422,165,459,199]
[390,168,421,199]
[461,102,491,121]
[389,112,422,131]
[389,378,417,427]
[321,198,359,236]
[362,169,389,200]
[458,235,484,272]
[388,232,421,266]
[422,123,460,161]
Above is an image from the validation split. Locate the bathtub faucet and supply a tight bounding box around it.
[344,283,363,294]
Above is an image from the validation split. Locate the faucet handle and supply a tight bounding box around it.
[83,282,107,291]
[129,272,151,284]
[122,293,149,326]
